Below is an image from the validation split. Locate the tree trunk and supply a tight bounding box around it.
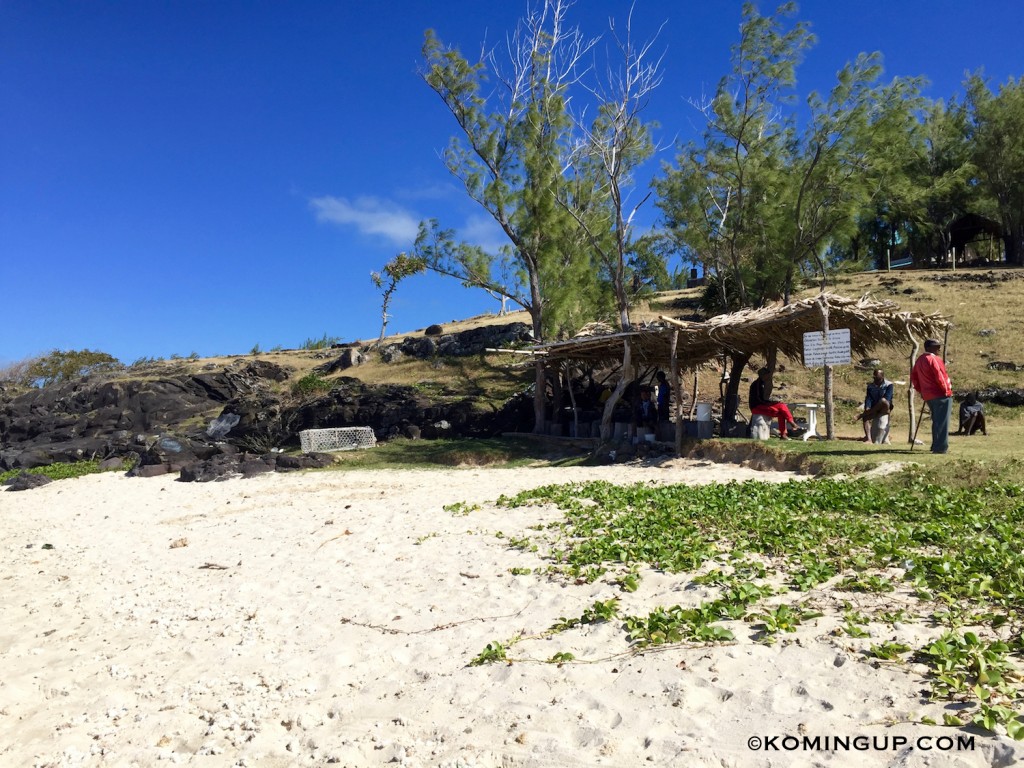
[529,303,547,434]
[1005,228,1023,266]
[764,346,778,400]
[721,351,752,432]
[550,369,564,418]
[600,340,632,441]
[533,360,547,435]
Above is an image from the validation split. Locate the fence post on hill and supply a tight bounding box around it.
[818,295,835,439]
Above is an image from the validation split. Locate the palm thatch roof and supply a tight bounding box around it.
[528,293,950,370]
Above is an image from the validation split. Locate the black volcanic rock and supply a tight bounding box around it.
[4,471,53,491]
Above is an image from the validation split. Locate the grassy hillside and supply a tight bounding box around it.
[643,268,1024,430]
[94,267,1024,440]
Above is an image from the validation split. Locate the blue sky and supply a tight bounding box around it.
[3,1,1022,365]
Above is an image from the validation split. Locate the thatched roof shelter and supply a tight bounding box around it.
[528,293,950,370]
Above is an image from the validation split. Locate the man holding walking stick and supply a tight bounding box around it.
[910,339,953,454]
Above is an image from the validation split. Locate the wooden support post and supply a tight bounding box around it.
[818,295,835,440]
[564,362,578,438]
[670,330,682,453]
[907,325,919,445]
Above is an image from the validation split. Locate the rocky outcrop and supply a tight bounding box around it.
[0,332,540,475]
[218,377,500,451]
[178,451,336,483]
[0,362,292,471]
[5,472,54,491]
[965,387,1024,407]
[314,348,364,374]
[314,322,533,370]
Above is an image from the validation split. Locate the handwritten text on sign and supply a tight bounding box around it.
[803,328,851,367]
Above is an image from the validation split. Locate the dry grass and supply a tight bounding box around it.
[624,268,1024,419]
[25,267,1019,428]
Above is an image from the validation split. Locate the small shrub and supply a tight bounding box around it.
[291,373,333,397]
[300,333,341,350]
[0,458,131,485]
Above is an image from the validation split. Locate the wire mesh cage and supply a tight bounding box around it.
[299,427,377,453]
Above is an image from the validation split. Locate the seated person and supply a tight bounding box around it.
[958,392,987,435]
[855,368,893,443]
[749,367,805,440]
[633,386,658,431]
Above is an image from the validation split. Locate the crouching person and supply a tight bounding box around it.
[957,392,987,435]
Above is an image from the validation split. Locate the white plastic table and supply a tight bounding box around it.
[787,403,822,441]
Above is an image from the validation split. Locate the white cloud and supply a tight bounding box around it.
[310,195,419,245]
[461,214,509,254]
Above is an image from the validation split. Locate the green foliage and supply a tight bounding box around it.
[836,574,895,593]
[300,333,342,350]
[470,473,1024,695]
[470,641,509,666]
[250,343,262,356]
[868,641,912,660]
[790,561,836,591]
[291,373,333,397]
[756,604,821,636]
[548,652,576,664]
[580,598,619,624]
[967,74,1024,265]
[918,631,1023,738]
[616,573,640,593]
[19,349,122,387]
[656,2,923,304]
[421,19,603,342]
[371,252,427,346]
[624,603,736,647]
[443,501,481,517]
[0,458,132,485]
[129,356,164,368]
[496,477,1024,660]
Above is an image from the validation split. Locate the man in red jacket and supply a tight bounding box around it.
[910,338,953,454]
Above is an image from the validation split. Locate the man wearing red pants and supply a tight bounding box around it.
[749,367,806,440]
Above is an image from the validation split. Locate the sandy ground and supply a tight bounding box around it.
[2,460,1021,768]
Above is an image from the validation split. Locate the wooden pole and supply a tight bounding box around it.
[564,362,579,438]
[670,330,682,453]
[907,325,919,445]
[819,295,835,439]
[689,372,699,420]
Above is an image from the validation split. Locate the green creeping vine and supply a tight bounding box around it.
[477,476,1024,737]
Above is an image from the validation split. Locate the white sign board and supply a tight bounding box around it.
[803,328,851,367]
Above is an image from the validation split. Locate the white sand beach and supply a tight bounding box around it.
[2,461,1020,768]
